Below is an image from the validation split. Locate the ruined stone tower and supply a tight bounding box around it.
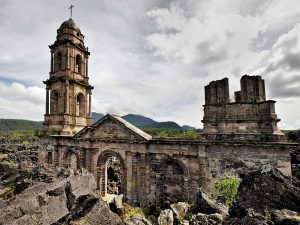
[43,18,93,136]
[202,75,286,142]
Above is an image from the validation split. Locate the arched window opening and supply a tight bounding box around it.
[106,156,122,195]
[152,158,188,207]
[56,52,62,71]
[63,148,80,171]
[50,91,59,114]
[76,93,85,116]
[97,151,126,198]
[75,54,82,74]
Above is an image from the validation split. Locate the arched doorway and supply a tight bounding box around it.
[63,148,80,170]
[153,158,189,207]
[97,150,126,198]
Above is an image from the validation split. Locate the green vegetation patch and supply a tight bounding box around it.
[0,130,39,139]
[0,187,14,199]
[141,127,201,139]
[214,173,241,205]
[0,119,42,132]
[123,203,145,219]
[282,209,300,220]
[0,160,20,169]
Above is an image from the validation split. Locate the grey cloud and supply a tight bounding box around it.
[264,36,300,73]
[1,0,300,129]
[231,67,242,77]
[235,0,273,17]
[251,16,300,52]
[267,74,300,98]
[196,40,228,64]
[265,52,300,73]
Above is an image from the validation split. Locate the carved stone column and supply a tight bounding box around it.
[126,151,133,204]
[50,51,54,73]
[89,92,92,116]
[66,48,70,70]
[46,87,50,115]
[65,80,69,113]
[86,56,89,76]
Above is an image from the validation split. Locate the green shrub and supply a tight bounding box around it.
[0,160,20,169]
[22,140,30,146]
[182,129,199,139]
[214,173,241,205]
[141,127,201,139]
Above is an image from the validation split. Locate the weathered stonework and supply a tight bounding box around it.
[43,19,93,136]
[39,19,299,208]
[39,115,297,208]
[202,75,285,142]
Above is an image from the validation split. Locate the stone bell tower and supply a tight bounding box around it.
[43,18,93,136]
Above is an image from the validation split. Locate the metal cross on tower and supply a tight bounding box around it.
[69,4,74,18]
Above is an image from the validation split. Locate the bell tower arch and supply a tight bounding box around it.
[43,18,93,136]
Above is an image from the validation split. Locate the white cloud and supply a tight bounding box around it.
[0,0,300,129]
[0,82,44,120]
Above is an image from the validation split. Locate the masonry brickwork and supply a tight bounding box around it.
[202,75,285,142]
[39,18,299,208]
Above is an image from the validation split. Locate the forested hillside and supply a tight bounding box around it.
[0,119,42,131]
[0,113,201,138]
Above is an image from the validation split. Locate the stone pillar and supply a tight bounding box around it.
[65,80,69,113]
[46,87,50,115]
[90,149,97,175]
[50,52,54,73]
[57,146,63,167]
[85,149,92,171]
[66,48,70,70]
[138,153,148,207]
[54,147,59,167]
[86,56,89,76]
[74,95,77,117]
[89,92,92,116]
[126,151,133,203]
[130,152,140,206]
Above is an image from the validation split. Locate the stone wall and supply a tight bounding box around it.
[202,75,286,141]
[240,75,266,102]
[205,78,229,105]
[39,136,295,208]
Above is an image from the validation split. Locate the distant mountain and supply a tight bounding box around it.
[92,112,188,130]
[144,121,182,129]
[121,114,156,127]
[92,112,104,123]
[182,125,196,130]
[0,113,193,132]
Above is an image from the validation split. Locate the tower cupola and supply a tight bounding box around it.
[55,18,85,45]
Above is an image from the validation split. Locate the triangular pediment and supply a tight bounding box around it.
[75,114,152,141]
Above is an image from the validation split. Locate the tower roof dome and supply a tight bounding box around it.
[59,18,81,32]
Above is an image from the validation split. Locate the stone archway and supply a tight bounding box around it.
[153,157,189,207]
[63,148,80,170]
[96,150,126,198]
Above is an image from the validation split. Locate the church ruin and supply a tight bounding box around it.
[39,18,296,207]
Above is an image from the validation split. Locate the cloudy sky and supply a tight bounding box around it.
[0,0,300,129]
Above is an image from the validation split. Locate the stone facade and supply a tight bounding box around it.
[39,114,295,207]
[202,75,285,142]
[39,19,299,208]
